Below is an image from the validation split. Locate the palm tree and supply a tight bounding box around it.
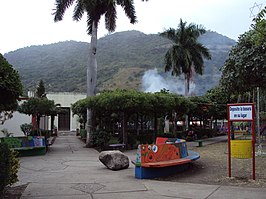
[53,0,146,146]
[160,19,211,96]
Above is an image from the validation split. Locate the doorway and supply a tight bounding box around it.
[58,107,70,131]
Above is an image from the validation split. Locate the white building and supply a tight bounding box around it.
[0,111,31,137]
[46,92,86,131]
[0,92,86,137]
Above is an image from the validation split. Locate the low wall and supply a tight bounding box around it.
[0,136,46,156]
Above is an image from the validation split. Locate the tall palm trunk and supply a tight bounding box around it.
[184,77,189,97]
[86,21,98,147]
[122,112,127,146]
[184,74,190,130]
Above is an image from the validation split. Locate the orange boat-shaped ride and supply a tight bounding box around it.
[134,137,200,179]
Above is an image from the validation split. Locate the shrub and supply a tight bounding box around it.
[80,129,87,140]
[128,134,137,145]
[20,123,33,136]
[91,130,111,149]
[108,136,120,144]
[136,133,153,144]
[193,128,216,139]
[1,129,13,137]
[156,132,176,138]
[29,129,50,138]
[0,143,19,196]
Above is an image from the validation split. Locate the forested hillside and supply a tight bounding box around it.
[4,30,235,95]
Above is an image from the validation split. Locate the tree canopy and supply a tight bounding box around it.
[72,88,236,146]
[0,53,23,112]
[18,97,61,130]
[72,89,191,121]
[53,0,140,35]
[220,7,266,94]
[36,80,46,98]
[18,98,56,117]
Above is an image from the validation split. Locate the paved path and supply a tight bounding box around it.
[17,134,266,199]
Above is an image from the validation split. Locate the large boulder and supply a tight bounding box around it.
[99,150,129,170]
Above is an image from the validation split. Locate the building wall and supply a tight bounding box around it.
[0,111,31,138]
[46,92,86,131]
[0,92,86,137]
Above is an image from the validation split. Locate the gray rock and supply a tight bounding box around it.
[99,150,129,170]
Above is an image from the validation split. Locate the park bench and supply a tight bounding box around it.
[195,140,204,147]
[134,137,200,179]
[13,146,46,156]
[109,143,126,151]
[0,136,47,156]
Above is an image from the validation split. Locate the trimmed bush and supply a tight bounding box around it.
[20,123,33,136]
[29,129,50,137]
[108,136,120,145]
[91,130,111,149]
[0,143,19,196]
[80,129,87,140]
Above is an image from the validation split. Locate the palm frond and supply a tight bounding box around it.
[194,43,212,60]
[181,49,192,74]
[164,50,173,72]
[85,0,102,35]
[160,28,176,42]
[165,46,182,76]
[196,25,207,35]
[53,0,75,22]
[73,0,85,21]
[86,14,94,34]
[117,0,137,24]
[191,50,204,75]
[105,1,117,32]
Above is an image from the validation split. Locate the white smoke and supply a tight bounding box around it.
[141,69,195,95]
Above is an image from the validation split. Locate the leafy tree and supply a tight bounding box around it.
[252,5,266,42]
[219,8,266,137]
[220,6,265,95]
[53,0,147,146]
[205,86,228,128]
[0,143,19,197]
[20,123,33,136]
[0,53,23,124]
[0,53,23,112]
[36,80,46,98]
[160,19,211,96]
[72,89,191,145]
[187,96,210,127]
[18,98,57,130]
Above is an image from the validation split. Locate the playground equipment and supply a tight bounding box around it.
[134,137,200,179]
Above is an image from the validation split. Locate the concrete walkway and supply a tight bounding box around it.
[17,134,266,199]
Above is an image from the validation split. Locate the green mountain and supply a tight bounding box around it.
[4,30,235,95]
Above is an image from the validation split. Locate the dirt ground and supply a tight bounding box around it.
[159,141,266,188]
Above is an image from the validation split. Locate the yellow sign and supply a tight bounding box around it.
[231,140,252,159]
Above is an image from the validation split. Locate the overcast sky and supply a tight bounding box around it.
[0,0,264,54]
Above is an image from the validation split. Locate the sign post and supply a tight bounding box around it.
[227,103,255,180]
